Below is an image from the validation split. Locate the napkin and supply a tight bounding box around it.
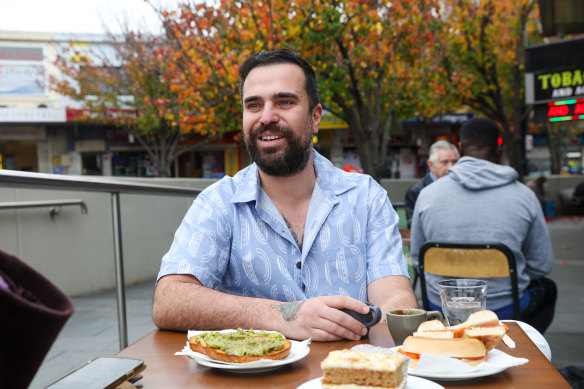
[176,329,311,366]
[351,344,529,374]
[413,349,528,374]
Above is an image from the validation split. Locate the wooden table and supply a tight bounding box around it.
[116,322,570,388]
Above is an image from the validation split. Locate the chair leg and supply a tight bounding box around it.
[412,269,419,292]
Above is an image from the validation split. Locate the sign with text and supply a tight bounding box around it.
[0,108,66,123]
[534,99,584,123]
[0,126,46,140]
[0,46,43,61]
[534,66,584,102]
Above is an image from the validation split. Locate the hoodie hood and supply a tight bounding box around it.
[448,156,519,190]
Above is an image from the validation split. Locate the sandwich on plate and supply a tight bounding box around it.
[399,310,508,368]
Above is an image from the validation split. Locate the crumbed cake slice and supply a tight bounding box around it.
[321,349,407,389]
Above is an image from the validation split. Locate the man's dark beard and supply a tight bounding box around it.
[244,123,312,177]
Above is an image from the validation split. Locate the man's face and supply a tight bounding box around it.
[428,148,458,179]
[241,63,322,177]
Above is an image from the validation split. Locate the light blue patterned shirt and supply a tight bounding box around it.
[157,150,409,302]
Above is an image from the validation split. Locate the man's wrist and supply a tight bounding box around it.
[270,300,305,323]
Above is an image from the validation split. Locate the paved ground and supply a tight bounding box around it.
[544,216,584,371]
[30,217,584,388]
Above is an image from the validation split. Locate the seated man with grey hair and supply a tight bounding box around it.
[405,140,459,228]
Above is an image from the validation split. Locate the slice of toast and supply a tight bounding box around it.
[188,331,292,363]
[199,337,292,363]
[189,336,205,354]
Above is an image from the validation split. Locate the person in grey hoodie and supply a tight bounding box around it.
[410,117,556,334]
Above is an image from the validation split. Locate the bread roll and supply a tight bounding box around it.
[401,336,487,368]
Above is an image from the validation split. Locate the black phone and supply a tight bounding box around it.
[45,357,145,389]
[341,302,382,328]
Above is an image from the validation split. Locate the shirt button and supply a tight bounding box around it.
[296,262,301,269]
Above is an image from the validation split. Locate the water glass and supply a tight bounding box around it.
[437,279,487,326]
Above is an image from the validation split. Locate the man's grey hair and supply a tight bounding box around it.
[428,140,460,163]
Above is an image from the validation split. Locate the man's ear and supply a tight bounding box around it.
[312,104,323,134]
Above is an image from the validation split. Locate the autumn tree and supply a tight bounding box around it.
[55,0,454,180]
[437,0,544,177]
[156,0,450,181]
[52,27,239,177]
[288,0,448,180]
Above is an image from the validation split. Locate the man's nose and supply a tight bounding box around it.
[259,103,279,125]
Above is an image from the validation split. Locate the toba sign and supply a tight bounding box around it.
[534,66,584,101]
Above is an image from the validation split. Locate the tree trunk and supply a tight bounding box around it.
[354,129,379,181]
[504,131,524,179]
[546,124,562,174]
[350,112,393,183]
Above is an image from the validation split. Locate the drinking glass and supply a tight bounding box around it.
[437,279,487,326]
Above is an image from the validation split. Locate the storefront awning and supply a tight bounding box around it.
[320,110,348,129]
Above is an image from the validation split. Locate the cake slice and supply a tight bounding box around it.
[321,349,407,389]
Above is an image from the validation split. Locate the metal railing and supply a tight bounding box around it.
[0,169,203,349]
[0,199,88,219]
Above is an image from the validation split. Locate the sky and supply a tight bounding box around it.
[0,0,183,35]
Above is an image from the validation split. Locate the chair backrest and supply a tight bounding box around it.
[418,241,520,319]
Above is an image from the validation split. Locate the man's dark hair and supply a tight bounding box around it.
[239,48,320,112]
[460,117,500,152]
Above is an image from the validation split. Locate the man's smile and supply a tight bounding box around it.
[260,135,283,141]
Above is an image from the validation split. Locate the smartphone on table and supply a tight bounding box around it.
[45,357,145,389]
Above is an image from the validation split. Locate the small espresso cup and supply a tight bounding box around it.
[386,308,443,346]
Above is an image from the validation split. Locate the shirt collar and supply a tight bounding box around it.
[231,149,357,205]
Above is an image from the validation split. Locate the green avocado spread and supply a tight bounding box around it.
[195,328,286,356]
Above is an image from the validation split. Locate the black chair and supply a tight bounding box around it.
[418,241,520,319]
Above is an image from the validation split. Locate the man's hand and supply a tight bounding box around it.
[273,296,369,342]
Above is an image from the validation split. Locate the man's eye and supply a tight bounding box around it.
[279,100,293,106]
[247,103,260,110]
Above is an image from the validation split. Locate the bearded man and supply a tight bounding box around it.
[152,49,417,342]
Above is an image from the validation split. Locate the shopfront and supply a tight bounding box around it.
[525,37,584,175]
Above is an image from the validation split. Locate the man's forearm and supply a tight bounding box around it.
[152,274,300,333]
[153,274,381,341]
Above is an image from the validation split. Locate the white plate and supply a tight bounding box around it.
[190,339,310,373]
[297,376,444,389]
[388,347,508,381]
[408,365,507,381]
